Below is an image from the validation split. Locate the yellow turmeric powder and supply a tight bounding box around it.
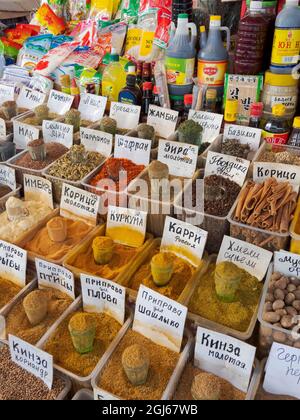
[189,263,263,332]
[0,277,21,309]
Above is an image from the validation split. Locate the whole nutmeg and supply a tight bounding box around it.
[263,312,281,324]
[272,300,285,311]
[292,300,300,311]
[285,293,296,305]
[275,309,287,317]
[286,306,298,317]
[260,326,273,337]
[281,315,294,329]
[271,272,282,281]
[287,284,297,293]
[290,277,300,287]
[294,290,300,300]
[266,293,275,303]
[274,289,285,301]
[275,277,289,290]
[273,331,287,343]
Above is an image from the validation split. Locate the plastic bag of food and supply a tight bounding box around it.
[76,65,102,95]
[118,0,139,23]
[68,0,88,21]
[34,41,80,76]
[35,3,67,35]
[89,0,114,20]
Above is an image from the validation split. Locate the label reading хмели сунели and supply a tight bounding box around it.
[47,89,74,116]
[158,139,198,178]
[42,120,73,149]
[79,93,107,122]
[80,274,126,325]
[8,335,53,390]
[263,343,300,399]
[0,83,15,106]
[13,120,40,150]
[147,105,179,139]
[24,174,53,209]
[106,206,147,248]
[109,102,141,130]
[16,86,46,110]
[133,285,188,353]
[114,134,151,166]
[161,216,207,267]
[253,161,300,186]
[223,124,262,152]
[0,240,27,287]
[274,250,300,278]
[205,151,250,187]
[60,183,100,226]
[189,110,223,143]
[80,127,113,156]
[35,258,75,300]
[0,164,16,190]
[217,235,272,282]
[195,326,256,393]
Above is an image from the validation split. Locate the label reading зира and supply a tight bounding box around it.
[158,139,198,178]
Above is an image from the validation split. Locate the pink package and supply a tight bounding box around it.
[71,20,98,47]
[34,41,80,76]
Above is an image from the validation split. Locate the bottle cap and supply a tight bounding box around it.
[143,82,153,91]
[272,104,286,117]
[178,13,189,19]
[293,117,300,129]
[110,48,119,62]
[153,85,159,95]
[224,99,239,122]
[127,66,136,74]
[265,70,297,87]
[210,15,221,27]
[184,94,193,106]
[200,25,206,33]
[250,102,263,117]
[250,1,263,11]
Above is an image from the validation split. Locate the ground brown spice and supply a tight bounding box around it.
[14,142,68,170]
[98,329,180,400]
[173,363,246,400]
[6,288,72,344]
[44,311,121,377]
[0,277,21,309]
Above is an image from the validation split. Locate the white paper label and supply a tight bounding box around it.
[109,102,141,130]
[158,139,198,178]
[133,285,187,353]
[0,164,16,190]
[263,343,300,399]
[42,120,73,149]
[24,174,53,209]
[47,89,73,115]
[79,93,107,122]
[94,389,119,401]
[13,121,40,149]
[9,335,53,390]
[161,216,207,267]
[217,235,272,281]
[0,83,15,105]
[195,327,256,393]
[80,274,125,325]
[106,206,147,248]
[253,162,300,186]
[0,118,6,138]
[0,241,27,287]
[271,95,297,110]
[114,135,151,166]
[189,110,223,142]
[205,151,250,187]
[147,105,179,139]
[60,183,100,226]
[35,258,75,300]
[80,128,112,156]
[274,250,300,278]
[17,87,46,110]
[224,124,261,152]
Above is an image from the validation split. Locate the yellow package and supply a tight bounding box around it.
[113,0,121,16]
[125,26,142,58]
[139,30,155,60]
[90,0,113,19]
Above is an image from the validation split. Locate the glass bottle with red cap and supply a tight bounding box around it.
[183,94,193,121]
[249,102,263,128]
[141,82,153,121]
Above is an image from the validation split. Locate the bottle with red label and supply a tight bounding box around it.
[261,104,290,144]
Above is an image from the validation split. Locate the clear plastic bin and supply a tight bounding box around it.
[72,389,93,400]
[0,183,22,213]
[289,198,300,254]
[91,325,193,400]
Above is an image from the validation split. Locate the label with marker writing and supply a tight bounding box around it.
[253,162,300,186]
[13,121,40,149]
[24,174,53,209]
[217,235,272,281]
[195,327,256,393]
[224,124,261,152]
[0,83,15,105]
[17,86,46,110]
[80,128,112,156]
[110,102,141,130]
[42,120,73,148]
[161,216,207,267]
[205,151,250,187]
[274,250,300,278]
[114,135,151,166]
[147,105,179,139]
[158,139,198,178]
[47,89,73,115]
[81,274,125,325]
[106,206,147,248]
[189,110,223,142]
[79,93,107,122]
[0,241,27,287]
[60,183,100,226]
[0,164,16,190]
[35,258,75,300]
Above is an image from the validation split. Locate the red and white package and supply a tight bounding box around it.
[34,41,80,76]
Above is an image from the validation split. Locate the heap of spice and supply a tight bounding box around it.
[221,138,250,159]
[0,346,65,400]
[14,142,68,170]
[89,157,145,193]
[24,217,93,261]
[47,145,104,181]
[0,185,12,198]
[97,329,180,400]
[5,288,73,344]
[259,149,300,165]
[0,277,22,309]
[129,247,195,301]
[44,311,121,377]
[189,263,262,332]
[22,105,58,126]
[174,364,245,400]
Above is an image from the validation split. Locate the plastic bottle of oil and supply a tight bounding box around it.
[102,48,127,105]
[261,104,290,144]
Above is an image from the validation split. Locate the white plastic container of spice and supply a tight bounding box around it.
[0,183,22,213]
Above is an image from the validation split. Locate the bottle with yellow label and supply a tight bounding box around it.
[102,49,127,106]
[271,0,300,74]
[261,104,290,144]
